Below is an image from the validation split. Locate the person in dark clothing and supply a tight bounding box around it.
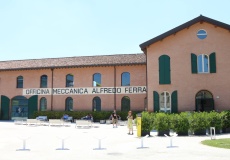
[112,110,118,128]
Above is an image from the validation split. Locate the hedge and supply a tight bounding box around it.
[33,110,141,121]
[140,111,230,133]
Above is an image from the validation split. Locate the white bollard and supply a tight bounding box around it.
[56,136,70,150]
[137,135,149,149]
[164,133,178,148]
[210,127,216,140]
[93,137,106,150]
[16,136,30,151]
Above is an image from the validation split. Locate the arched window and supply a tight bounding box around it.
[198,54,209,73]
[17,76,23,88]
[92,97,101,111]
[196,90,212,99]
[65,97,73,111]
[121,96,130,111]
[66,74,74,87]
[121,72,130,86]
[40,97,47,111]
[160,91,171,113]
[159,55,171,84]
[93,73,101,87]
[40,75,48,88]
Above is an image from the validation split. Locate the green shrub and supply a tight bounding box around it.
[189,112,209,132]
[117,111,140,120]
[92,111,112,121]
[220,111,230,129]
[141,111,155,132]
[33,110,141,121]
[153,112,170,131]
[208,111,222,130]
[170,112,189,133]
[33,111,111,121]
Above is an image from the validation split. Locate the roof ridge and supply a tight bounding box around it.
[0,53,144,63]
[140,15,230,51]
[0,53,146,71]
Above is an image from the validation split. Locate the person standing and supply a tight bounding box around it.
[112,110,118,128]
[127,111,133,135]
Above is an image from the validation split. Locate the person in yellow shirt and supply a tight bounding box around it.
[127,111,133,135]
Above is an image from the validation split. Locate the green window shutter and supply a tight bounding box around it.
[28,95,38,118]
[159,55,171,84]
[164,56,171,84]
[159,56,165,84]
[1,95,10,120]
[209,52,216,73]
[171,91,178,113]
[191,53,197,73]
[153,91,159,112]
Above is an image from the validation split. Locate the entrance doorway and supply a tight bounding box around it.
[11,96,28,120]
[195,90,214,111]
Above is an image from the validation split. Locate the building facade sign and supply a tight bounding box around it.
[23,86,147,95]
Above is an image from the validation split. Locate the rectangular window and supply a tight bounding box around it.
[160,92,171,113]
[17,77,23,88]
[40,75,48,88]
[198,54,209,73]
[93,73,101,87]
[66,74,74,87]
[121,72,130,86]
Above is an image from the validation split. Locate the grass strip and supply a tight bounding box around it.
[201,138,230,149]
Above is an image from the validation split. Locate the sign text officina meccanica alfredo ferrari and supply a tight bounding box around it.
[23,86,147,95]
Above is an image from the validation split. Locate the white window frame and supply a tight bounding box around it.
[198,54,209,73]
[160,91,171,113]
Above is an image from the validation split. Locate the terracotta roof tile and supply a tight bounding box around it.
[0,54,146,71]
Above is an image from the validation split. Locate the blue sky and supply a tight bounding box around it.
[0,0,230,61]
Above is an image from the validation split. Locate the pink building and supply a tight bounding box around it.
[0,54,146,120]
[0,15,230,120]
[140,15,230,113]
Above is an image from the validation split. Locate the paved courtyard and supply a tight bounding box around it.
[0,121,229,160]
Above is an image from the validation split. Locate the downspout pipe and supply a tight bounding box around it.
[145,53,148,111]
[114,65,116,110]
[51,68,54,111]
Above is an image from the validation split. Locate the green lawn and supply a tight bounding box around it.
[201,138,230,149]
